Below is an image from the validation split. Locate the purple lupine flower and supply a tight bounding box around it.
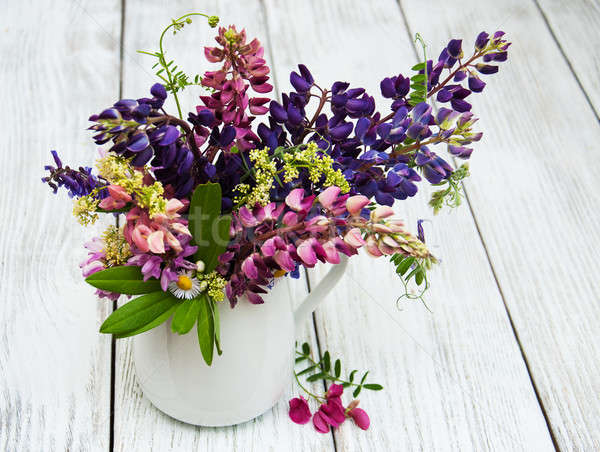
[415,147,454,184]
[42,150,105,198]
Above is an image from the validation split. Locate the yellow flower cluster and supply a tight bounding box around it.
[95,153,166,218]
[73,195,99,225]
[135,182,167,218]
[96,153,135,184]
[235,147,277,207]
[101,225,132,266]
[282,142,350,193]
[233,144,350,208]
[198,271,227,302]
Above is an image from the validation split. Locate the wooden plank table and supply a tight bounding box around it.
[1,0,598,450]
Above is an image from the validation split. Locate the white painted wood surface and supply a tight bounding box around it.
[536,0,600,116]
[0,1,120,450]
[2,0,599,450]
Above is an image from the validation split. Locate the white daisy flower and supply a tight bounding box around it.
[168,271,203,300]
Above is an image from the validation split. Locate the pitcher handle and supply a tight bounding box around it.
[294,255,348,330]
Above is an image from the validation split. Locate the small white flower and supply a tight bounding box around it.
[168,271,203,300]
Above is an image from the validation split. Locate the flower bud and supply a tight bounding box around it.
[196,260,206,273]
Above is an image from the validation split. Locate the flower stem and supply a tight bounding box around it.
[293,371,326,403]
[296,351,361,389]
[158,13,212,120]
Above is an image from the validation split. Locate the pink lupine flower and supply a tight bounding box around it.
[282,210,300,225]
[296,238,327,267]
[241,254,259,279]
[238,206,259,227]
[318,186,340,210]
[288,396,312,425]
[131,224,152,252]
[322,241,341,264]
[371,223,393,234]
[330,236,358,257]
[148,230,165,254]
[296,240,318,267]
[370,205,395,221]
[285,188,315,212]
[98,184,132,210]
[365,236,383,257]
[344,228,366,248]
[346,195,370,216]
[305,215,331,233]
[274,249,296,272]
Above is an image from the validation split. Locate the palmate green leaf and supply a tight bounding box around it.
[188,183,232,273]
[86,266,161,295]
[196,293,215,366]
[100,291,179,336]
[171,298,201,334]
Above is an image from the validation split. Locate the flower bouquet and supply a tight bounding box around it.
[42,12,509,427]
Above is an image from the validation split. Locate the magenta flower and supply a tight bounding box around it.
[288,396,312,425]
[345,400,370,430]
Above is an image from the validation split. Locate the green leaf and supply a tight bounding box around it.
[349,370,357,382]
[306,372,326,382]
[415,268,425,286]
[411,62,425,71]
[296,365,317,376]
[295,356,307,363]
[397,256,415,275]
[352,386,362,397]
[411,73,426,82]
[196,294,215,366]
[86,266,161,295]
[100,291,179,336]
[114,303,178,338]
[363,383,384,391]
[188,183,232,272]
[171,298,201,334]
[360,371,370,384]
[334,359,341,378]
[322,351,331,372]
[302,342,311,355]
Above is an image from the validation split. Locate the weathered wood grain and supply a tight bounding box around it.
[263,0,557,450]
[0,1,120,450]
[401,0,600,449]
[536,0,600,117]
[113,1,335,450]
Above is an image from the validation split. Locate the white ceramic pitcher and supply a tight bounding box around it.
[133,256,348,426]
